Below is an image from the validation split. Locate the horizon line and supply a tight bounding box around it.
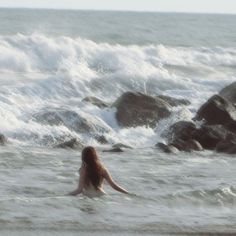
[0,6,235,15]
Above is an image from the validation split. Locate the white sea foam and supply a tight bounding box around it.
[0,33,235,146]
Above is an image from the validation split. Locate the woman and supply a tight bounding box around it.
[69,146,129,197]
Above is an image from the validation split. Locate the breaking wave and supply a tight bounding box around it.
[0,33,235,146]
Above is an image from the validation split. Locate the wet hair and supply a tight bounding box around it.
[82,146,104,189]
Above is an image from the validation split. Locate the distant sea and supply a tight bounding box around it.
[0,8,235,235]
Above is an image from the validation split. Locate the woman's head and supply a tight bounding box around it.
[82,146,99,165]
[81,146,104,189]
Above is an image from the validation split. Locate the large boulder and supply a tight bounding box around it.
[157,95,190,107]
[195,95,236,126]
[33,109,110,135]
[166,121,197,143]
[162,120,236,152]
[158,121,203,152]
[82,96,109,108]
[219,81,236,105]
[0,134,7,145]
[113,92,171,128]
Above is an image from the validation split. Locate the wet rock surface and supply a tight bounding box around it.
[166,121,197,143]
[195,95,236,126]
[160,82,236,154]
[113,92,171,128]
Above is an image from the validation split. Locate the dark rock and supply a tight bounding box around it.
[167,121,197,143]
[0,134,7,145]
[33,109,110,134]
[188,140,204,151]
[156,142,179,153]
[219,81,236,105]
[160,83,236,154]
[225,121,236,134]
[215,139,236,153]
[113,92,171,128]
[227,145,236,154]
[82,96,109,108]
[55,138,84,149]
[171,139,203,152]
[157,95,191,107]
[192,125,234,150]
[195,95,236,126]
[161,121,203,152]
[95,135,109,144]
[103,147,124,153]
[112,143,132,149]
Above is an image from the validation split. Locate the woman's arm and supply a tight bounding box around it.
[68,166,86,196]
[103,168,129,194]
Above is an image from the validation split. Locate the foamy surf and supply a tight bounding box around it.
[0,33,235,147]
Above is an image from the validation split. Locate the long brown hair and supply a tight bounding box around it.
[82,146,104,189]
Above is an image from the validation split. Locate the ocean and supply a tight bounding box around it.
[0,8,235,235]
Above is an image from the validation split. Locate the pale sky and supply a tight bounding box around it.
[0,0,236,14]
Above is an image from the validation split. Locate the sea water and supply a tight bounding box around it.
[0,9,236,235]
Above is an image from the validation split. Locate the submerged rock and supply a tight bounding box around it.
[170,139,203,152]
[55,138,84,149]
[103,147,124,153]
[156,143,179,154]
[195,95,236,126]
[113,92,171,128]
[33,109,110,135]
[219,81,236,105]
[0,134,7,145]
[112,143,132,149]
[95,135,109,144]
[157,95,190,107]
[82,96,109,108]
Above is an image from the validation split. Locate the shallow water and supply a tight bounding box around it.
[0,146,235,234]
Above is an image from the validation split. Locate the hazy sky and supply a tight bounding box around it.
[0,0,235,14]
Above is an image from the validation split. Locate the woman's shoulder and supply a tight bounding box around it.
[101,167,108,177]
